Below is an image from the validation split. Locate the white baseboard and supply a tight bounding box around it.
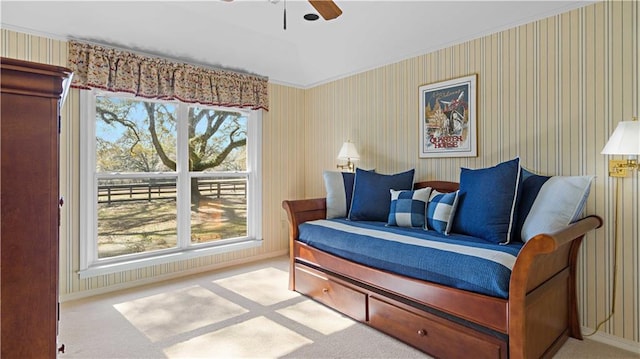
[60,250,288,302]
[581,326,640,354]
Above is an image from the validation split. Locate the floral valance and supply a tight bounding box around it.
[67,41,269,111]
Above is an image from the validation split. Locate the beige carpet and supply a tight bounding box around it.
[60,257,637,359]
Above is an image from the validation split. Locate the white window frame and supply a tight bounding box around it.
[79,90,262,279]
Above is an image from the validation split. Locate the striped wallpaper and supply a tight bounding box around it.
[1,0,638,348]
[303,1,638,346]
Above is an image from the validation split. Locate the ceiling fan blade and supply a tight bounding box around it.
[308,0,342,20]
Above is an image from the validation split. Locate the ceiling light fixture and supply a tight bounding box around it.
[304,13,319,21]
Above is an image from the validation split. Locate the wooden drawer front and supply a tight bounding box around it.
[294,265,366,322]
[369,296,504,359]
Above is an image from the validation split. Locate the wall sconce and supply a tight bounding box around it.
[601,117,640,177]
[586,116,640,336]
[336,141,360,172]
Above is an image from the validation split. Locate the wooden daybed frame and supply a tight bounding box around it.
[282,181,603,359]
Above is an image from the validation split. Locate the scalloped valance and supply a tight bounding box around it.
[67,41,268,111]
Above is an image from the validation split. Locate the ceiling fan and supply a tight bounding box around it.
[307,0,343,21]
[223,0,342,28]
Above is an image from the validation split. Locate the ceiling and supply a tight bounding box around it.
[1,1,595,88]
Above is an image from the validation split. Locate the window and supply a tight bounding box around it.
[79,91,262,277]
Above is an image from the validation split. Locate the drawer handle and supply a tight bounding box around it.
[417,329,427,337]
[322,288,329,293]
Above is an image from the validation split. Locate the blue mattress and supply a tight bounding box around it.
[297,219,524,299]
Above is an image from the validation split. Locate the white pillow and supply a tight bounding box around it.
[323,171,353,219]
[520,175,593,242]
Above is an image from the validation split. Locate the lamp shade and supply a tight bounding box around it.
[601,121,640,155]
[337,141,360,160]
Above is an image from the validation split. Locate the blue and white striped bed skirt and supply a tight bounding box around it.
[297,219,524,299]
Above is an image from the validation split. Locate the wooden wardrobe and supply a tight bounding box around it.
[1,57,72,358]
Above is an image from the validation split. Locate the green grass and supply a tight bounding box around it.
[97,196,246,258]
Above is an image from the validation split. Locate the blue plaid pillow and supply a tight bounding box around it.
[426,190,459,234]
[387,188,431,228]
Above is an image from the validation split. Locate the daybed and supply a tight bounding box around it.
[282,162,602,359]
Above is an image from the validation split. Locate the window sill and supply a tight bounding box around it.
[78,239,263,279]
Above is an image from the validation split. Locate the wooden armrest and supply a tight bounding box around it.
[282,198,327,291]
[519,215,603,255]
[508,215,602,357]
[511,215,602,284]
[282,198,327,240]
[510,214,603,296]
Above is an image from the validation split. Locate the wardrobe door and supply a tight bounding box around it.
[1,57,71,359]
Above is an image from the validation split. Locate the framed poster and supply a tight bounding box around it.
[419,74,477,158]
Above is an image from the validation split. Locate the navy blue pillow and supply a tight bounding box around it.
[514,168,550,241]
[324,169,376,218]
[452,158,521,244]
[348,168,415,222]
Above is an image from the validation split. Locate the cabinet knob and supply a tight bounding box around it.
[322,288,329,293]
[417,329,427,337]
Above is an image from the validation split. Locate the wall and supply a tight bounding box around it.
[2,0,638,348]
[1,29,306,298]
[304,1,638,347]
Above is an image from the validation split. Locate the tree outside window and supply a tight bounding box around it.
[93,95,250,259]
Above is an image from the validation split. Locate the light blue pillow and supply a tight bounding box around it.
[452,158,521,244]
[520,175,593,242]
[426,190,459,234]
[323,171,357,219]
[387,187,432,228]
[348,168,415,222]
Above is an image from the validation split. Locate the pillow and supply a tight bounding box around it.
[426,190,459,234]
[323,171,357,219]
[452,158,521,244]
[387,187,432,228]
[514,168,551,240]
[520,174,594,242]
[348,168,415,222]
